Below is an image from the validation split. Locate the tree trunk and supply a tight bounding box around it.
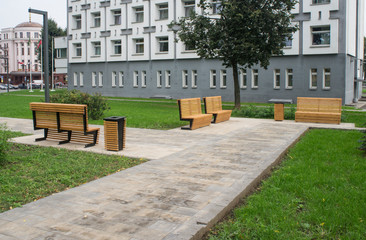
[232,63,241,109]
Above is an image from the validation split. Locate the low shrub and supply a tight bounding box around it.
[0,124,11,165]
[50,90,110,120]
[232,105,295,120]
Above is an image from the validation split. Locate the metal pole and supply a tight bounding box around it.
[29,8,49,102]
[6,58,9,93]
[40,41,44,92]
[30,61,33,92]
[25,65,28,89]
[51,36,55,91]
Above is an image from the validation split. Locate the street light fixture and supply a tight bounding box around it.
[28,8,50,103]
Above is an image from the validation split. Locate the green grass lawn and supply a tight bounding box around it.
[1,90,365,129]
[0,130,146,213]
[207,129,366,240]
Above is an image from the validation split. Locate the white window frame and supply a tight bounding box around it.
[240,69,247,89]
[323,68,331,89]
[220,69,227,88]
[285,69,293,89]
[112,71,117,87]
[92,12,101,28]
[73,15,81,29]
[134,6,144,23]
[119,71,124,87]
[274,69,280,89]
[156,71,162,88]
[157,36,169,53]
[74,43,82,57]
[165,70,171,88]
[112,9,121,25]
[311,25,330,46]
[92,41,101,56]
[251,69,258,88]
[183,0,195,17]
[98,72,103,87]
[312,0,330,4]
[210,70,217,88]
[310,68,317,89]
[73,72,78,87]
[112,40,121,55]
[142,71,147,87]
[182,70,188,88]
[134,38,144,54]
[92,72,96,87]
[157,3,169,20]
[191,70,197,88]
[211,0,222,14]
[133,71,139,87]
[79,72,84,87]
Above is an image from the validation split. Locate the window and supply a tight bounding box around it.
[165,70,171,87]
[92,12,101,27]
[20,32,23,38]
[312,0,330,4]
[142,71,147,87]
[323,68,331,89]
[284,36,292,47]
[220,70,227,88]
[286,69,293,89]
[112,9,121,25]
[34,32,39,38]
[184,1,195,17]
[26,32,30,39]
[15,33,17,38]
[182,70,188,88]
[158,3,168,20]
[92,42,101,56]
[79,72,84,86]
[98,72,103,87]
[74,15,81,29]
[112,71,117,87]
[134,7,144,23]
[157,71,162,87]
[184,43,195,51]
[310,68,317,89]
[240,69,247,88]
[119,71,124,87]
[133,71,139,87]
[135,38,144,54]
[211,0,222,14]
[311,26,330,46]
[74,43,82,57]
[112,40,121,55]
[92,72,96,87]
[210,70,217,88]
[192,70,197,88]
[157,36,169,53]
[274,69,280,89]
[252,69,258,88]
[56,49,67,58]
[73,72,78,86]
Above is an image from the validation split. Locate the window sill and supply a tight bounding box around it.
[119,86,124,88]
[274,87,280,90]
[110,24,121,27]
[110,54,122,57]
[72,56,82,59]
[72,28,81,31]
[112,85,116,88]
[309,87,317,90]
[322,87,331,91]
[132,53,144,56]
[142,86,147,88]
[251,87,258,89]
[220,86,227,89]
[132,21,144,24]
[91,56,101,58]
[181,50,196,54]
[210,86,216,89]
[156,52,169,55]
[192,86,197,89]
[165,86,171,89]
[133,86,138,88]
[90,26,101,29]
[283,46,292,49]
[285,87,293,90]
[310,44,330,48]
[311,3,330,6]
[92,85,96,88]
[155,18,169,22]
[182,86,188,89]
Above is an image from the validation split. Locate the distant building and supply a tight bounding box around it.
[0,21,42,85]
[54,36,68,85]
[67,0,364,104]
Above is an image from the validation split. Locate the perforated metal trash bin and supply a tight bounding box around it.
[104,116,126,151]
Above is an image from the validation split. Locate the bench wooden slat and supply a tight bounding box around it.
[295,97,341,124]
[203,96,232,123]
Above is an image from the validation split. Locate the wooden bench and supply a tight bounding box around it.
[203,96,232,123]
[177,98,213,130]
[295,97,342,124]
[30,102,100,147]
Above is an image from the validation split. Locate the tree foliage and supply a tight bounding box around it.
[171,0,298,109]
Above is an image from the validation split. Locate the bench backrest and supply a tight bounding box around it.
[30,102,89,132]
[297,97,342,113]
[177,98,202,118]
[203,96,223,113]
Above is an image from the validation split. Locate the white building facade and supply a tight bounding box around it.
[54,36,68,85]
[67,0,364,104]
[0,22,42,85]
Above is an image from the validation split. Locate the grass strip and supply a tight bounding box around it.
[208,129,366,240]
[0,131,146,213]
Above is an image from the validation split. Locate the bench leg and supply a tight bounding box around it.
[84,130,98,148]
[180,120,193,130]
[59,131,72,145]
[212,114,218,124]
[35,129,48,142]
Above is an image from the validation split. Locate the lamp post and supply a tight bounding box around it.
[29,8,49,103]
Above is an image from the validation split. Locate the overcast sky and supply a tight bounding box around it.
[0,0,365,36]
[0,0,66,30]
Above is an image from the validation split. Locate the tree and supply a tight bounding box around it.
[39,19,66,75]
[171,0,298,109]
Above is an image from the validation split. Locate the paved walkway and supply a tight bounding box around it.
[0,117,361,240]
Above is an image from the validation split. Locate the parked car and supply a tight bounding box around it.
[0,84,6,90]
[18,83,27,89]
[9,84,18,89]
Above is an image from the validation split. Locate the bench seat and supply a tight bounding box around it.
[203,96,232,123]
[178,98,212,130]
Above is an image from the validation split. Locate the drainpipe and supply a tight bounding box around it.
[353,0,359,102]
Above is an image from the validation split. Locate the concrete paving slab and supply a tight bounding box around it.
[0,116,363,239]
